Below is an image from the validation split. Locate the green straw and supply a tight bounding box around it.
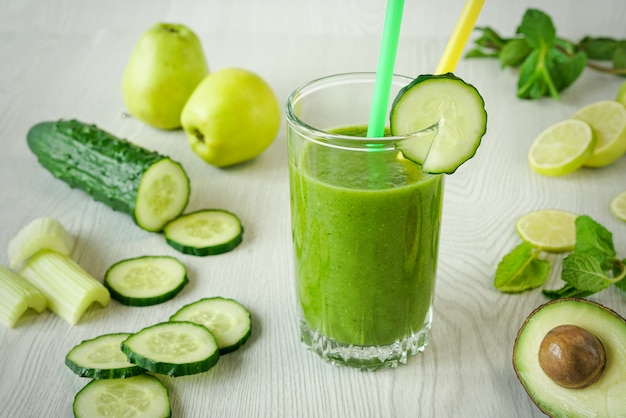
[367,0,405,138]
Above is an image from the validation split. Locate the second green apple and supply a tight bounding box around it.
[122,23,208,130]
[181,68,280,167]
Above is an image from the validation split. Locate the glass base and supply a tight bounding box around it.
[299,311,432,371]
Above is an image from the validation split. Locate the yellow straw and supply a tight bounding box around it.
[435,0,485,74]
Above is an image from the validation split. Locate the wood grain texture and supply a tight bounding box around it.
[1,1,625,417]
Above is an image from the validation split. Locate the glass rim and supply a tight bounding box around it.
[285,72,426,149]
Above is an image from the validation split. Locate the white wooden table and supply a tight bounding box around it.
[1,1,625,417]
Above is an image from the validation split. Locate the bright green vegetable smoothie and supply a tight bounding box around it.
[289,125,443,346]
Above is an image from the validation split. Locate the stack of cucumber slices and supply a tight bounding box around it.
[68,296,252,418]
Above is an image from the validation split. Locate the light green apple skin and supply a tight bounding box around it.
[122,22,208,130]
[181,68,281,167]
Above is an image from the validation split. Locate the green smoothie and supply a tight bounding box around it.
[289,125,443,346]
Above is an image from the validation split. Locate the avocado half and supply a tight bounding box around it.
[513,298,626,418]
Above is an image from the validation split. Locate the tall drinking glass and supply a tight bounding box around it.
[286,73,444,370]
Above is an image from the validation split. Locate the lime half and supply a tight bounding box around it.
[528,119,595,176]
[572,100,626,167]
[610,191,626,222]
[515,209,577,253]
[390,73,487,174]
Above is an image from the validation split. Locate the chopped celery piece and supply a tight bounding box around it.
[8,217,75,270]
[19,250,110,325]
[0,265,47,328]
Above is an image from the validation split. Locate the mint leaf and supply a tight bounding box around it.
[466,26,509,59]
[574,215,616,270]
[494,242,550,293]
[616,259,626,292]
[579,36,619,60]
[516,39,585,99]
[551,50,587,92]
[613,42,626,70]
[542,283,594,300]
[555,38,577,56]
[517,49,559,99]
[499,38,533,67]
[466,49,490,58]
[517,9,556,49]
[473,26,508,49]
[561,253,612,292]
[466,48,499,59]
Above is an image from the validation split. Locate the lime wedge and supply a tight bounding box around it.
[515,209,577,253]
[528,119,596,176]
[610,191,626,222]
[390,73,487,174]
[572,100,626,167]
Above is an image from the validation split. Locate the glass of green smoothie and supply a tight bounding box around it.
[286,72,444,370]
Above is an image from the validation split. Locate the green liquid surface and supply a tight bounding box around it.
[290,125,443,346]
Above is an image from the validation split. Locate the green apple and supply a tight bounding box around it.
[122,22,208,130]
[181,68,281,167]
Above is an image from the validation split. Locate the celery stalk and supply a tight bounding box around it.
[8,217,75,270]
[18,250,110,325]
[0,265,47,328]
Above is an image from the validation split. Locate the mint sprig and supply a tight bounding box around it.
[494,215,626,298]
[466,8,626,100]
[493,242,550,293]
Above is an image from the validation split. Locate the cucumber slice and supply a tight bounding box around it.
[73,374,171,418]
[121,321,219,377]
[170,297,252,354]
[164,209,243,256]
[66,333,143,379]
[390,73,487,174]
[135,158,190,232]
[104,256,188,306]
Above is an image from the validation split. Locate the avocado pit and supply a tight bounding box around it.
[538,324,606,389]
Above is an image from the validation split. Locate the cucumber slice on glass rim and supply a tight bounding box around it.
[390,73,487,174]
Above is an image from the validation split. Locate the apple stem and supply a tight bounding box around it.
[193,128,205,143]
